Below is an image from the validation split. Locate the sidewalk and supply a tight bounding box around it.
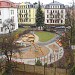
[12,42,64,65]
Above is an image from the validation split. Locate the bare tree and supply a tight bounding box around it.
[0,18,20,75]
[3,18,15,33]
[0,34,20,75]
[65,0,75,45]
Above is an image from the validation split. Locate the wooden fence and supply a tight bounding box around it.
[13,63,69,75]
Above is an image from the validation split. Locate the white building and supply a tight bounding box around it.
[0,0,18,34]
[45,1,65,26]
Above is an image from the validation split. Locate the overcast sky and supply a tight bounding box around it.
[10,0,74,5]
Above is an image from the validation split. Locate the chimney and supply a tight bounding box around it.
[53,0,54,3]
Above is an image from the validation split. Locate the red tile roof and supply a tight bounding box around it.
[0,0,17,8]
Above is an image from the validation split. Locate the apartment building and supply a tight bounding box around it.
[0,0,18,34]
[45,1,65,26]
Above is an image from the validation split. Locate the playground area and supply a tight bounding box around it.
[13,45,49,59]
[14,33,49,58]
[16,33,35,47]
[12,32,64,65]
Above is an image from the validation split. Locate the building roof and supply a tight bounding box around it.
[49,1,64,5]
[19,2,33,6]
[0,0,17,8]
[45,1,65,9]
[0,0,10,2]
[18,2,44,8]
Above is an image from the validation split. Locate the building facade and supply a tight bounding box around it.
[18,2,45,26]
[18,2,36,26]
[0,0,18,34]
[45,1,65,26]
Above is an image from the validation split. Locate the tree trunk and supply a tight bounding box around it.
[54,67,56,75]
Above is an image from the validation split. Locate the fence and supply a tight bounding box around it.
[14,63,69,75]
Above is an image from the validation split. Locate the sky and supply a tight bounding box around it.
[10,0,74,5]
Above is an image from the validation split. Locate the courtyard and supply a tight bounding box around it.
[12,31,64,65]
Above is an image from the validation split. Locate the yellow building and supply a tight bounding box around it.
[18,2,45,26]
[18,2,36,26]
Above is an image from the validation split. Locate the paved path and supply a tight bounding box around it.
[17,34,60,52]
[12,42,64,65]
[0,32,64,65]
[37,35,60,46]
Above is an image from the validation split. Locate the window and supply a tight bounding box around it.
[18,19,19,22]
[26,5,27,8]
[22,19,23,22]
[24,19,25,22]
[53,6,54,8]
[24,10,25,13]
[58,10,59,13]
[47,10,48,13]
[12,10,14,14]
[22,15,23,17]
[57,20,59,23]
[22,10,23,13]
[55,15,57,18]
[0,19,2,23]
[51,10,52,14]
[57,16,59,18]
[53,20,54,23]
[58,6,59,8]
[53,10,54,13]
[53,15,54,18]
[47,20,49,23]
[26,10,27,13]
[26,18,28,22]
[61,20,63,23]
[28,5,29,8]
[1,27,3,32]
[19,19,21,22]
[61,15,63,18]
[11,16,14,21]
[55,20,57,23]
[22,6,23,8]
[47,15,49,18]
[61,10,63,13]
[20,14,21,17]
[20,10,21,13]
[29,19,31,22]
[24,6,25,8]
[0,10,1,15]
[29,10,30,13]
[55,6,57,8]
[11,10,14,15]
[60,5,64,8]
[29,14,31,17]
[24,15,25,17]
[55,10,57,13]
[50,19,52,23]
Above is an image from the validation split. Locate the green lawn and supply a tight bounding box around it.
[13,28,26,35]
[35,31,55,42]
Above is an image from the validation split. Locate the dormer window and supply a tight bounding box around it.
[11,10,14,15]
[0,10,1,15]
[28,5,29,8]
[0,19,2,23]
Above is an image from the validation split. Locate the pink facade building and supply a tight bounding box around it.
[0,0,18,34]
